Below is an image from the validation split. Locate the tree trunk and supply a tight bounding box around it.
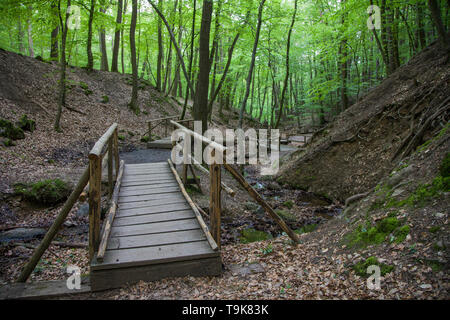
[121,0,128,73]
[193,0,213,132]
[156,0,163,91]
[274,0,297,129]
[26,5,34,58]
[428,0,450,53]
[86,0,95,71]
[54,0,71,132]
[238,0,266,128]
[50,1,59,61]
[129,0,139,113]
[99,6,109,71]
[181,0,196,119]
[111,0,123,72]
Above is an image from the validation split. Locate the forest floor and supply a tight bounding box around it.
[0,46,448,299]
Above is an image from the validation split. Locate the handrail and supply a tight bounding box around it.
[89,123,118,157]
[170,120,227,153]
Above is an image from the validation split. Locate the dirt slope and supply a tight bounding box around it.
[277,39,449,202]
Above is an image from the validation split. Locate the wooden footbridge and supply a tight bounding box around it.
[16,120,300,293]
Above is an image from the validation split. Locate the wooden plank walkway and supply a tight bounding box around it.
[90,162,221,291]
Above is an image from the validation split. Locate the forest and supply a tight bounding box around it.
[0,0,449,302]
[1,0,448,130]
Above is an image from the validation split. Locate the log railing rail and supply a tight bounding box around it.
[169,121,300,248]
[17,123,120,282]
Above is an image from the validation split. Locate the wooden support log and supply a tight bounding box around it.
[17,166,90,283]
[168,159,219,251]
[113,128,119,180]
[97,160,125,262]
[88,154,102,260]
[223,163,300,244]
[209,152,222,249]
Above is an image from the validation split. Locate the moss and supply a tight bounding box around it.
[440,153,450,178]
[14,179,71,205]
[275,209,297,223]
[352,256,394,277]
[17,115,35,132]
[101,95,109,103]
[417,123,450,153]
[79,81,89,90]
[118,135,125,141]
[0,119,25,140]
[283,200,294,209]
[394,225,410,243]
[295,224,318,234]
[240,228,273,244]
[140,136,150,143]
[345,216,409,247]
[429,226,441,233]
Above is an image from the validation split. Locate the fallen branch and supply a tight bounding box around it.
[345,192,369,207]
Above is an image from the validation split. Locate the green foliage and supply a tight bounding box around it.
[17,115,36,132]
[140,136,150,143]
[118,135,125,141]
[345,216,409,248]
[240,228,273,244]
[352,256,394,277]
[101,95,109,103]
[260,244,273,255]
[283,200,294,209]
[440,153,450,178]
[14,179,71,205]
[0,118,25,140]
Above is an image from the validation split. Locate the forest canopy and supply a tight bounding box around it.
[0,0,448,129]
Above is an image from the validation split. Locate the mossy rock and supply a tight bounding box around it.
[352,256,394,277]
[295,224,318,234]
[283,200,294,209]
[240,228,273,244]
[14,179,72,205]
[0,119,25,140]
[275,209,297,223]
[17,115,35,132]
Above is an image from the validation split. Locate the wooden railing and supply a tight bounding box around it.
[146,115,194,140]
[88,123,120,260]
[169,120,300,248]
[17,124,121,282]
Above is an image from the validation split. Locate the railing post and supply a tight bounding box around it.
[108,137,113,199]
[209,150,222,249]
[88,154,102,260]
[148,122,153,141]
[113,128,119,180]
[182,164,188,185]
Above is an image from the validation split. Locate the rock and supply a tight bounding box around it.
[76,203,89,218]
[435,212,446,218]
[243,202,259,212]
[267,182,281,191]
[419,284,432,290]
[0,228,46,242]
[391,188,405,197]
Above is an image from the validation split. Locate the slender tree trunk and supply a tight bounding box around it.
[99,6,109,71]
[50,1,59,61]
[428,0,450,53]
[156,0,163,91]
[274,0,297,129]
[193,0,213,132]
[181,0,196,119]
[121,0,128,73]
[86,0,95,71]
[111,0,123,72]
[238,0,266,128]
[54,0,71,132]
[129,0,139,113]
[26,5,34,58]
